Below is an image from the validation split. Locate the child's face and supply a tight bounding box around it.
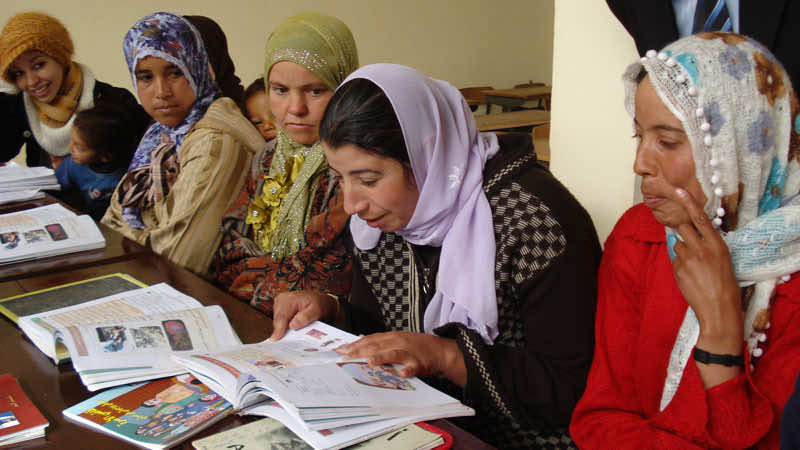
[245,91,277,141]
[135,56,196,128]
[68,127,101,165]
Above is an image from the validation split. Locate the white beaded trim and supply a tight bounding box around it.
[645,49,726,229]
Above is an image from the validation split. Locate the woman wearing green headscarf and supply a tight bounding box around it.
[211,12,357,316]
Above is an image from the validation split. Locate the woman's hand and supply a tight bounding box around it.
[269,290,338,341]
[672,188,743,386]
[335,331,467,387]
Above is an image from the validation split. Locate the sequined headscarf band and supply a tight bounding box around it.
[250,12,358,258]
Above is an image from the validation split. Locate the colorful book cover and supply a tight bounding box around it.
[0,374,49,445]
[63,374,231,449]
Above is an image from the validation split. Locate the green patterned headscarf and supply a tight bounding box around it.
[259,12,358,258]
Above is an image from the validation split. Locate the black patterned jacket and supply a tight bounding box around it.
[345,133,602,449]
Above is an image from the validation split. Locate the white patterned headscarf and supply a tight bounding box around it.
[622,32,800,410]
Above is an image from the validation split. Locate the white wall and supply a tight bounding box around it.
[1,0,554,94]
[549,1,639,243]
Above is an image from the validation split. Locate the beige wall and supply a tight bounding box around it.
[549,1,639,243]
[2,0,554,94]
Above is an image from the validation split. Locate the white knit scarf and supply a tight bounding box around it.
[22,63,96,157]
[622,33,800,411]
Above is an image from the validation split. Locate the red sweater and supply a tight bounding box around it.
[570,204,800,449]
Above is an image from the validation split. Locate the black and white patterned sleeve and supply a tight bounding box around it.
[437,180,601,436]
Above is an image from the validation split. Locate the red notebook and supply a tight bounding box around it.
[0,374,49,446]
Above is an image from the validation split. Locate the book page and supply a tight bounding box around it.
[18,283,205,362]
[62,306,238,369]
[24,283,203,330]
[0,204,104,264]
[172,322,361,408]
[190,321,360,376]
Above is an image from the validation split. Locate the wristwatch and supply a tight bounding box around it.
[693,347,744,367]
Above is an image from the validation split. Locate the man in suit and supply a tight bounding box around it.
[606,0,800,90]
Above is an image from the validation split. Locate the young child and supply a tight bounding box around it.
[243,78,277,141]
[56,102,146,220]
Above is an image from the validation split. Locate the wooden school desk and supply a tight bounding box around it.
[474,109,550,132]
[0,202,494,449]
[482,85,552,113]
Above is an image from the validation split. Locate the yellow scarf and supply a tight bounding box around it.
[31,62,82,128]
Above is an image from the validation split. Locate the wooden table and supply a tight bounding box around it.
[0,202,493,449]
[483,86,551,112]
[0,196,150,282]
[474,109,550,132]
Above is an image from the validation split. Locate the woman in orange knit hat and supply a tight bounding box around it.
[0,12,148,168]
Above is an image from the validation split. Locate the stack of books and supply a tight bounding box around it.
[0,162,59,205]
[172,321,473,448]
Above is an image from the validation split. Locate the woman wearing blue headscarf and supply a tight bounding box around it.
[102,12,265,275]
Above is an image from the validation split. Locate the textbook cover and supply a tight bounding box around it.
[0,272,145,323]
[0,374,49,446]
[63,374,231,450]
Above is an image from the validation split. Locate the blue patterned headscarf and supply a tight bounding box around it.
[623,32,800,411]
[123,12,219,172]
[120,12,220,227]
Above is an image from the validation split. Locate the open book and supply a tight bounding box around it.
[172,321,474,442]
[18,283,242,391]
[0,203,105,264]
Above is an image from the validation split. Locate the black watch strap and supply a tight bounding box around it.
[693,347,744,367]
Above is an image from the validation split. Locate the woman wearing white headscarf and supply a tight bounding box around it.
[571,33,800,449]
[271,63,602,448]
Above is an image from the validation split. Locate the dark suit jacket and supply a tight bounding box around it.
[606,0,800,90]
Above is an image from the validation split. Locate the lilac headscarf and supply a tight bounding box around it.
[344,64,501,344]
[121,12,220,227]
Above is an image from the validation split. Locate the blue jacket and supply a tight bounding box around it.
[55,157,125,220]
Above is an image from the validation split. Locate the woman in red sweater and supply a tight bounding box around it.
[570,33,800,449]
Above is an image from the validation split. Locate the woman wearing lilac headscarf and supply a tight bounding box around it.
[102,12,264,275]
[269,63,601,448]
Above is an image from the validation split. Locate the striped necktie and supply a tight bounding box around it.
[692,0,732,33]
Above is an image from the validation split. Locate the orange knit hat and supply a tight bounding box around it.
[0,12,73,82]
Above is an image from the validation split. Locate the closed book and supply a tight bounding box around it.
[63,374,232,450]
[0,374,49,446]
